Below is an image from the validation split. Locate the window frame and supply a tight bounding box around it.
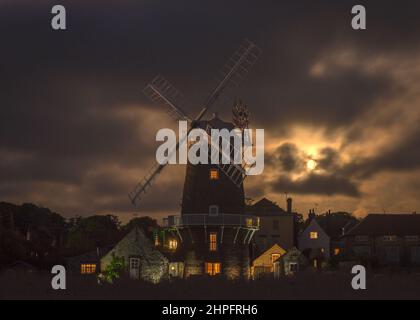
[81,263,97,274]
[209,232,218,251]
[205,262,221,276]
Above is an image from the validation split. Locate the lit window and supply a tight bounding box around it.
[205,262,221,276]
[334,248,341,256]
[310,232,318,239]
[246,218,254,227]
[81,264,97,274]
[271,253,281,263]
[210,169,219,180]
[209,232,217,251]
[169,239,178,250]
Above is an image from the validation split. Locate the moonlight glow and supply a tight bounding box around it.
[306,159,317,171]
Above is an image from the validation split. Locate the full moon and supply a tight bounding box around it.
[306,159,317,171]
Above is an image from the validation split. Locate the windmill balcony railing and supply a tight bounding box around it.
[163,214,260,230]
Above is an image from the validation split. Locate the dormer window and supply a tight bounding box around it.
[210,168,219,180]
[209,205,219,216]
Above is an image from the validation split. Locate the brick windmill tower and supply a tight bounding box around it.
[129,40,261,280]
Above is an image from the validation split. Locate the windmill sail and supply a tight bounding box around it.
[143,75,191,122]
[129,39,261,207]
[202,39,262,115]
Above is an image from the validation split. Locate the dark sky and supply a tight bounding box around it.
[1,0,420,222]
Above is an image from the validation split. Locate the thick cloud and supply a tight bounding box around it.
[271,173,360,197]
[1,0,420,218]
[268,143,306,173]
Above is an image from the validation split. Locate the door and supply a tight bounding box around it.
[129,257,140,280]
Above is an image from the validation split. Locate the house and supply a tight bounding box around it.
[66,246,112,275]
[298,211,330,266]
[313,211,359,259]
[247,198,295,254]
[273,247,307,278]
[342,214,420,267]
[251,243,286,279]
[101,227,169,283]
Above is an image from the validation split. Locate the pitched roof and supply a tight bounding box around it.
[246,198,289,216]
[345,214,420,236]
[316,213,359,239]
[253,243,287,263]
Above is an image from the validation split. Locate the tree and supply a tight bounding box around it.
[124,216,158,239]
[66,215,121,254]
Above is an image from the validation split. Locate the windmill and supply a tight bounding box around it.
[129,39,262,207]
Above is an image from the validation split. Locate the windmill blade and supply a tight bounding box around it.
[217,39,262,89]
[129,163,165,207]
[143,75,192,123]
[195,39,262,121]
[129,134,189,207]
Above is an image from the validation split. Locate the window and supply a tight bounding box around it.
[210,169,219,180]
[168,239,178,250]
[246,218,254,228]
[271,253,281,263]
[289,262,298,272]
[81,264,96,274]
[130,258,140,269]
[205,262,221,276]
[209,205,219,216]
[273,220,279,231]
[209,232,217,251]
[310,232,318,239]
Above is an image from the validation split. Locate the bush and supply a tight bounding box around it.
[99,254,125,284]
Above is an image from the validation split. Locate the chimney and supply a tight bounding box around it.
[308,209,316,220]
[287,197,293,214]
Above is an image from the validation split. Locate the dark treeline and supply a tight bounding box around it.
[0,202,158,269]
